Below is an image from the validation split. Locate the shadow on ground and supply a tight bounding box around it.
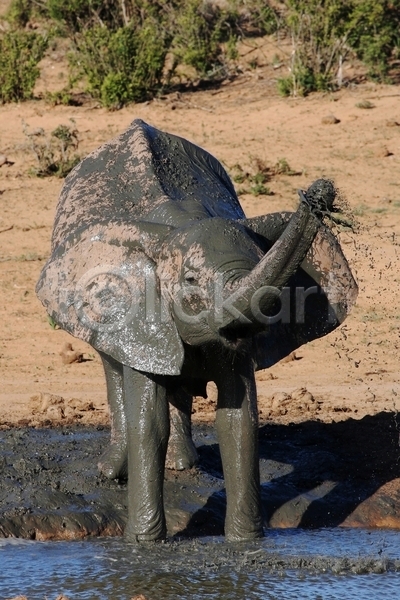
[0,411,399,540]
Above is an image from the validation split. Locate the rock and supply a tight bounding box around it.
[291,387,315,405]
[0,155,8,167]
[385,119,400,127]
[375,146,393,158]
[67,397,94,412]
[29,392,65,414]
[46,405,64,420]
[321,115,340,125]
[59,343,83,364]
[279,351,298,364]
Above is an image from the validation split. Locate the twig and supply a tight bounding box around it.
[0,225,13,234]
[120,0,129,26]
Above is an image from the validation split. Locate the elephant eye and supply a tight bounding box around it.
[184,271,198,285]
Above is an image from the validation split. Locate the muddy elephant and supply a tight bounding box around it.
[36,119,357,542]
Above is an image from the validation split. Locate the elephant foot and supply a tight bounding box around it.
[225,527,264,543]
[224,511,264,542]
[124,520,166,543]
[165,435,199,471]
[98,442,128,480]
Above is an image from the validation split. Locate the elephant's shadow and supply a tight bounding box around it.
[179,411,400,537]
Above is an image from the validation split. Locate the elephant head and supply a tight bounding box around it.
[156,193,329,346]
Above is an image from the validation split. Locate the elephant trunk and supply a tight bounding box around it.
[220,198,320,332]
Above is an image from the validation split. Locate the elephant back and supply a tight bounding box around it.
[52,119,243,250]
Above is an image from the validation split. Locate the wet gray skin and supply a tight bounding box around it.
[36,120,357,542]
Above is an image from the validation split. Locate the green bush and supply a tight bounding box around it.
[7,0,116,31]
[279,0,352,96]
[280,0,400,95]
[67,0,243,106]
[46,0,126,34]
[6,0,400,107]
[345,0,400,79]
[4,0,278,106]
[45,89,74,106]
[0,31,48,103]
[23,121,80,177]
[7,0,35,27]
[227,0,279,36]
[70,19,168,108]
[171,0,238,75]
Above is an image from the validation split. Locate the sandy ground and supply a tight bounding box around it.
[0,23,399,431]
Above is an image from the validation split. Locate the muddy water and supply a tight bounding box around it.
[1,529,400,599]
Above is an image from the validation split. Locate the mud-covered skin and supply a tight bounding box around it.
[36,120,357,542]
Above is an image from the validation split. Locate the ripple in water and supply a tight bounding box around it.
[1,529,400,600]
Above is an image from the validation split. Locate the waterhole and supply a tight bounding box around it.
[1,529,400,599]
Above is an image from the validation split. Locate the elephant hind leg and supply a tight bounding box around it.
[98,354,196,478]
[166,388,198,471]
[98,352,128,480]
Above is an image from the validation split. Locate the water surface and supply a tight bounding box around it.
[1,529,400,599]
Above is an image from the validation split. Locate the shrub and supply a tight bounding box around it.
[23,121,80,177]
[227,0,279,37]
[171,0,238,75]
[4,0,278,106]
[345,0,400,80]
[45,89,75,106]
[7,0,36,27]
[231,157,275,196]
[279,0,400,95]
[45,0,108,33]
[67,0,244,106]
[70,19,168,108]
[0,31,48,103]
[279,0,353,96]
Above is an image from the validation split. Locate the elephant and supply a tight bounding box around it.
[36,119,357,542]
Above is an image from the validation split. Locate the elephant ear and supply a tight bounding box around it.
[36,223,184,376]
[248,223,358,370]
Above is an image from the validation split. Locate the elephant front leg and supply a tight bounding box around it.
[123,366,169,542]
[98,352,128,480]
[215,359,263,541]
[166,388,198,471]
